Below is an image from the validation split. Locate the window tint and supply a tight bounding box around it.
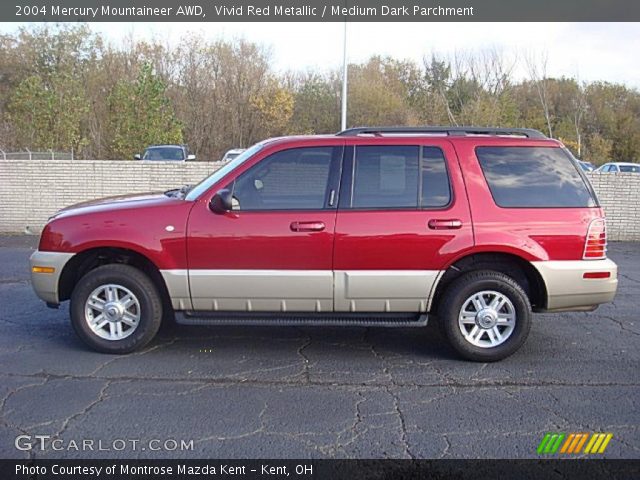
[352,145,419,208]
[476,147,595,208]
[350,145,451,209]
[421,147,451,208]
[143,147,184,160]
[620,164,640,173]
[230,147,334,210]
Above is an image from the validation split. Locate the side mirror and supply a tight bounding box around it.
[134,154,141,160]
[209,189,233,214]
[187,154,196,161]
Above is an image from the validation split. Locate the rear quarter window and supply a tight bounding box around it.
[476,146,596,208]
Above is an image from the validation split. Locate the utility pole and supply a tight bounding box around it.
[341,20,348,131]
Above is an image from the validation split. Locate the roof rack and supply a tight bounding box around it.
[336,126,547,139]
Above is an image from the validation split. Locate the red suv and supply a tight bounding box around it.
[30,127,618,361]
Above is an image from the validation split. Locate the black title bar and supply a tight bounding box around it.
[2,0,638,22]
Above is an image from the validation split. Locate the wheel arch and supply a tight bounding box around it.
[58,247,172,312]
[430,251,548,313]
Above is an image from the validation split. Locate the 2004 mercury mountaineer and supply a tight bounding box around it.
[30,126,618,361]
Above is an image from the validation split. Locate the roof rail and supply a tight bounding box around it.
[336,126,547,139]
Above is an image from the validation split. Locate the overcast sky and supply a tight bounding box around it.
[2,22,639,87]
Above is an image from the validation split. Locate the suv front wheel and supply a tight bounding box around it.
[70,264,163,354]
[439,270,532,362]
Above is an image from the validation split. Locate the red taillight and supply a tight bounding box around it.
[583,218,607,260]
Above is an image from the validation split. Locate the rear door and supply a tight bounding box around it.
[333,139,474,312]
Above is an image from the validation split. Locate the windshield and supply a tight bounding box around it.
[143,147,185,161]
[185,142,264,201]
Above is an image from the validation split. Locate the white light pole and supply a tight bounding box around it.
[340,20,348,131]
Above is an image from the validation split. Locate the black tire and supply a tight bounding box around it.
[70,264,163,354]
[438,270,532,362]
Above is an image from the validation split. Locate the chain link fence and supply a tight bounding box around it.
[0,149,74,160]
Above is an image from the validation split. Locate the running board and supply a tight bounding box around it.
[178,312,429,327]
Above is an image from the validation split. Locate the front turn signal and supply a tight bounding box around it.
[32,266,55,274]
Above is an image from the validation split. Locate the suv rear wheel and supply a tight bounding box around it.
[439,270,532,362]
[70,264,163,354]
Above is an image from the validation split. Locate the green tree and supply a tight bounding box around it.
[289,73,340,134]
[8,72,89,152]
[108,63,183,159]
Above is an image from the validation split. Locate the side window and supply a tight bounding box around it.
[349,145,451,209]
[352,145,420,208]
[421,147,451,208]
[476,146,596,208]
[229,146,335,211]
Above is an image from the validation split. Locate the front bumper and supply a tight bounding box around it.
[29,250,75,305]
[532,259,618,312]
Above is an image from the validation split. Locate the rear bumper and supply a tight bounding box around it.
[29,250,74,305]
[532,259,618,312]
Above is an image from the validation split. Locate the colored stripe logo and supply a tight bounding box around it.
[537,433,613,455]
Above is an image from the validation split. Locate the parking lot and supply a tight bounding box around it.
[0,235,638,459]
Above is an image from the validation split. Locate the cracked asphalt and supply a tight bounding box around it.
[0,236,638,459]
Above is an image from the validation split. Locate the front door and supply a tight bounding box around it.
[333,140,474,312]
[186,144,343,312]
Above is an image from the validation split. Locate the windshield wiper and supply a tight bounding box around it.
[178,184,193,198]
[164,184,193,198]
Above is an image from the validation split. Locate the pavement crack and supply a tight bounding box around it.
[440,433,452,459]
[53,380,112,440]
[89,337,179,376]
[618,273,640,285]
[195,401,268,443]
[601,315,639,337]
[0,377,49,425]
[291,332,313,383]
[365,331,415,459]
[331,391,368,455]
[2,371,639,390]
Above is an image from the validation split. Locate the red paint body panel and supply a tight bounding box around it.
[452,138,603,262]
[187,210,337,270]
[37,134,603,275]
[39,193,192,269]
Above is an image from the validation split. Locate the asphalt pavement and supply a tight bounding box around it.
[0,236,638,459]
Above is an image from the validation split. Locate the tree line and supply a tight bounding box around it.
[1,24,639,164]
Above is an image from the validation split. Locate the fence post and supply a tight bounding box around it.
[25,148,31,161]
[0,149,5,160]
[49,149,54,160]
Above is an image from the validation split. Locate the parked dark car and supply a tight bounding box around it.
[134,145,195,161]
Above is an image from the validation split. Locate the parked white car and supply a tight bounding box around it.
[221,148,245,162]
[594,162,640,173]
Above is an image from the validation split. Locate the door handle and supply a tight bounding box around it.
[290,221,326,232]
[428,219,462,230]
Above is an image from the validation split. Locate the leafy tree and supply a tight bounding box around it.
[108,63,183,159]
[289,73,340,134]
[251,78,294,138]
[8,72,89,153]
